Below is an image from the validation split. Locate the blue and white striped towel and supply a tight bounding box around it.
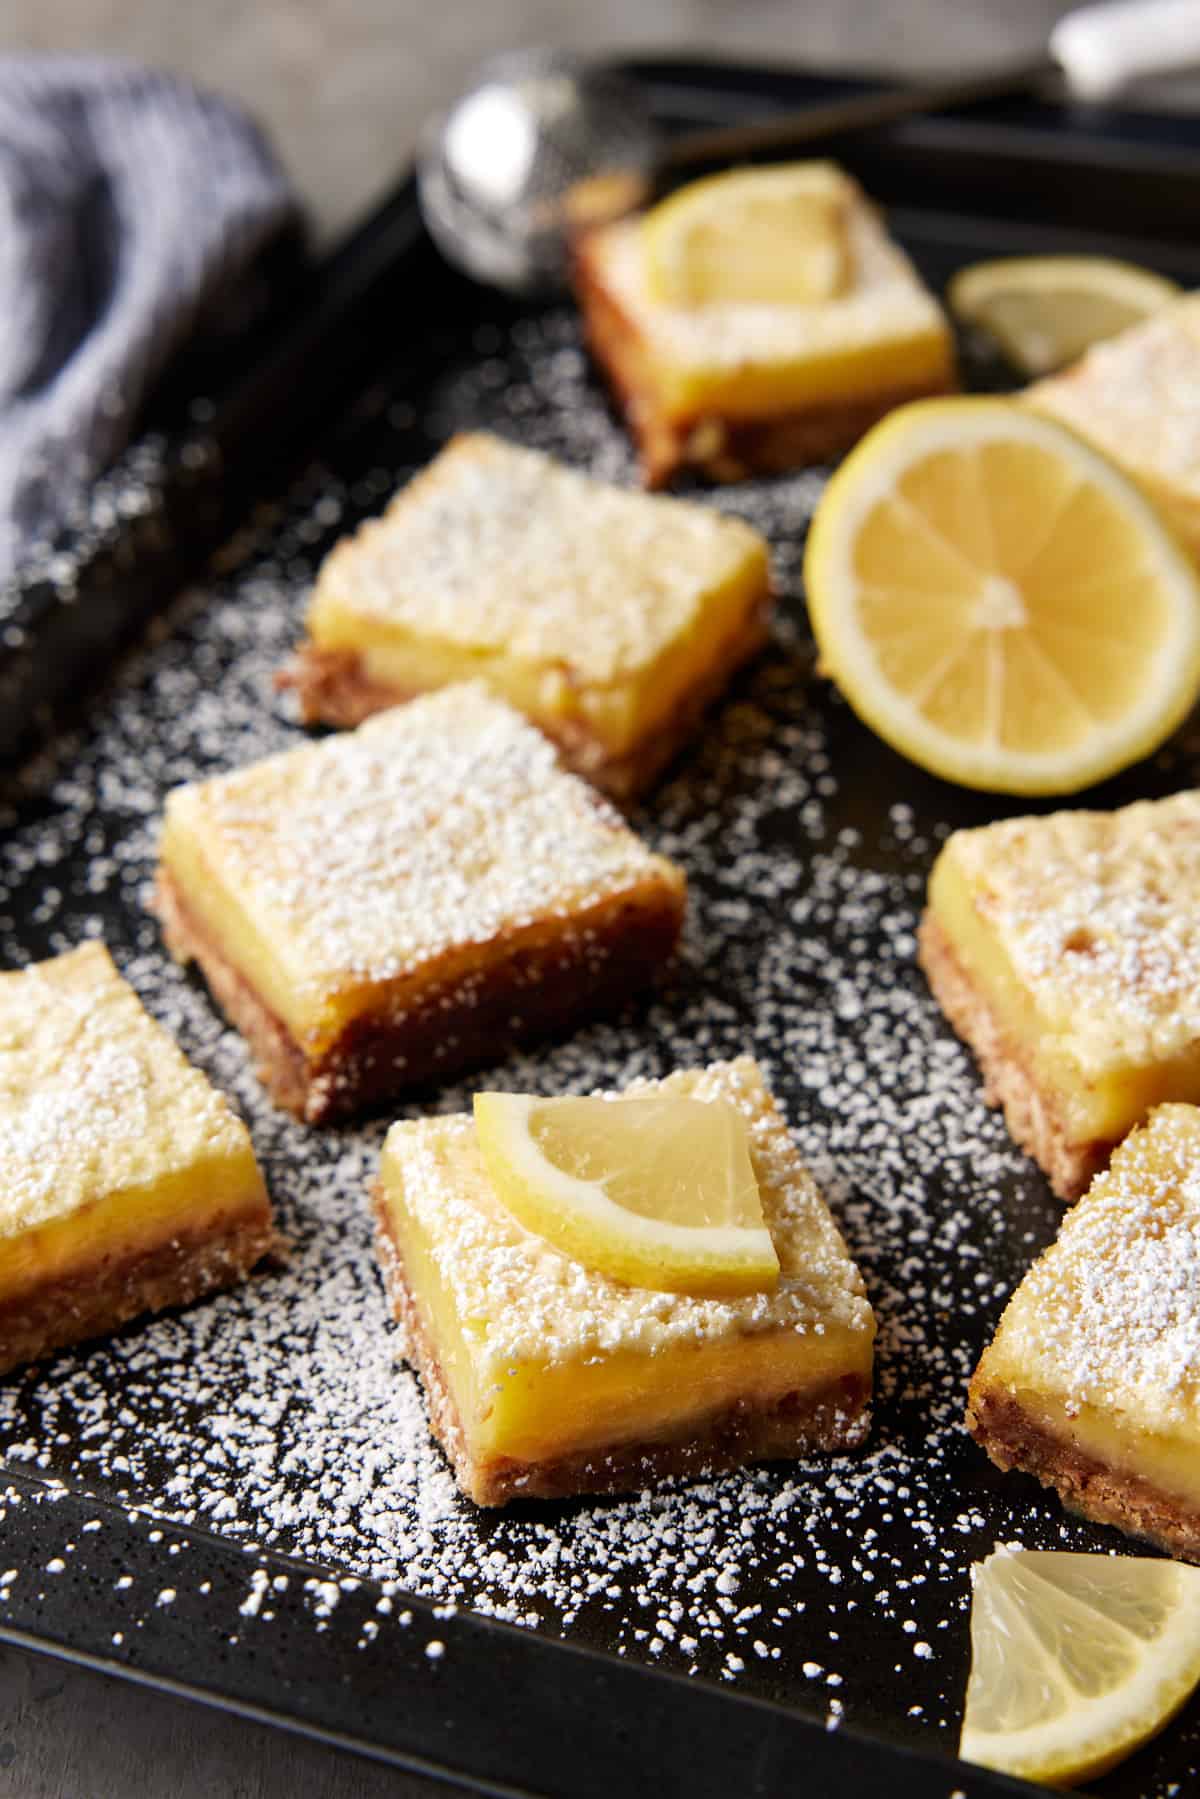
[0,56,297,584]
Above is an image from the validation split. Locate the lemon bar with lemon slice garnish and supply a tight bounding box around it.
[156,684,686,1124]
[960,1547,1200,1787]
[282,432,772,801]
[572,162,955,488]
[967,1106,1200,1563]
[373,1056,874,1505]
[1026,293,1200,565]
[921,792,1200,1201]
[0,942,274,1374]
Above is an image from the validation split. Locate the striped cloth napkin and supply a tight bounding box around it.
[0,56,297,584]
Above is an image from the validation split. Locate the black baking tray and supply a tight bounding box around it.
[3,56,1200,1799]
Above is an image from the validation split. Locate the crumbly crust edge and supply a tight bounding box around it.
[967,1380,1200,1564]
[0,1204,277,1376]
[917,911,1114,1203]
[371,1186,872,1508]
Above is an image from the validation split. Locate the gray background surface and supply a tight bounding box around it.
[0,0,1187,1792]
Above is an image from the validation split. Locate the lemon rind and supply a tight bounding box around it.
[473,1091,780,1296]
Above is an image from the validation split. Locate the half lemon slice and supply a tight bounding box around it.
[472,1092,779,1296]
[960,1546,1200,1787]
[804,396,1200,794]
[642,163,851,308]
[949,255,1180,376]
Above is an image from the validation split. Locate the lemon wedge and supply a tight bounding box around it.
[472,1091,779,1296]
[949,255,1180,377]
[803,396,1200,794]
[642,163,851,308]
[960,1546,1200,1787]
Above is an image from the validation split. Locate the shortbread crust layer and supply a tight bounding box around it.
[0,1208,275,1376]
[918,913,1112,1201]
[375,1194,870,1506]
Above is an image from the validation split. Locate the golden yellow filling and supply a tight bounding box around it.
[0,1147,266,1305]
[927,851,1200,1142]
[308,555,765,760]
[647,329,954,425]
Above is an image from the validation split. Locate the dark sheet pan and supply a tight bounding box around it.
[2,57,1199,1797]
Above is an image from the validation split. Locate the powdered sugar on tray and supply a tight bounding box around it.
[1,304,1196,1762]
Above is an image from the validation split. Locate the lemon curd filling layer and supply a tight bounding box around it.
[379,1058,875,1470]
[927,803,1200,1144]
[988,1383,1200,1516]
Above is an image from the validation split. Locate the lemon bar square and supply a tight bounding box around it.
[968,1104,1200,1561]
[573,165,955,488]
[156,684,687,1124]
[282,431,772,801]
[919,791,1200,1201]
[1026,295,1200,565]
[0,942,274,1374]
[374,1056,875,1506]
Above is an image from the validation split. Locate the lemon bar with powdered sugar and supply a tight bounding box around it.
[920,790,1200,1200]
[373,1056,875,1506]
[968,1103,1200,1561]
[573,164,955,488]
[0,942,274,1373]
[156,684,686,1123]
[281,432,772,800]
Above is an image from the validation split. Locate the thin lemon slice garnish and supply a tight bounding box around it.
[949,255,1180,376]
[804,396,1200,795]
[472,1092,779,1296]
[642,163,852,308]
[960,1547,1200,1787]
